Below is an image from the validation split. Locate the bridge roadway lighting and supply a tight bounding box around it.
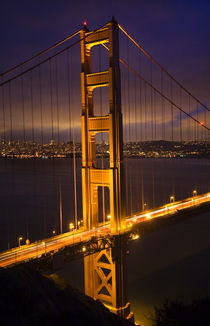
[192,190,197,206]
[69,223,74,245]
[193,190,197,197]
[170,195,175,203]
[131,234,139,240]
[42,241,46,255]
[18,237,23,247]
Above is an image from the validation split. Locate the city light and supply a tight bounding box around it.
[82,246,86,252]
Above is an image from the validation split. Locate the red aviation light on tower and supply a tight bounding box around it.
[83,21,87,27]
[200,121,204,126]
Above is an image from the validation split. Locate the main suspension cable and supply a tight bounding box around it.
[0,22,109,88]
[119,58,209,131]
[0,30,81,78]
[118,24,210,112]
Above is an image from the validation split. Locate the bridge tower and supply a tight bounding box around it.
[80,19,132,319]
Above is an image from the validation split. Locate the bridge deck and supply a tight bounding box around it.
[0,193,209,268]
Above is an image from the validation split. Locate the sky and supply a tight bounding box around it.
[0,0,210,141]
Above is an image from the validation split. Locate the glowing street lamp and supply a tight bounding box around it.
[170,195,175,203]
[18,237,23,247]
[193,190,197,197]
[107,214,111,220]
[42,241,46,255]
[69,223,75,245]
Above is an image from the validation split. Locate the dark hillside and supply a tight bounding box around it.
[0,267,132,326]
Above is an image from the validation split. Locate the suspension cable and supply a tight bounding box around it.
[119,58,210,131]
[0,30,81,78]
[0,22,109,88]
[70,48,78,229]
[102,41,209,131]
[118,24,210,112]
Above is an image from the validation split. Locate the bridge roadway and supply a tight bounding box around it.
[0,193,209,268]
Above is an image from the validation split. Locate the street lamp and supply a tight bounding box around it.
[170,195,175,203]
[69,223,74,245]
[193,190,197,206]
[18,237,23,247]
[42,241,46,255]
[107,214,111,221]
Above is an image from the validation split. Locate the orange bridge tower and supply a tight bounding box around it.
[80,18,132,320]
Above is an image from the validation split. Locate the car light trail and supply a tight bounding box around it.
[0,192,209,267]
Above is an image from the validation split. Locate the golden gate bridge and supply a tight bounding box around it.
[0,18,209,321]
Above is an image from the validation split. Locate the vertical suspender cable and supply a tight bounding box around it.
[8,82,16,247]
[30,69,37,241]
[21,72,29,240]
[30,71,35,153]
[123,65,128,216]
[70,49,78,228]
[21,72,26,143]
[59,181,63,233]
[127,38,132,217]
[151,61,155,208]
[55,55,60,231]
[139,55,144,211]
[1,82,9,248]
[134,75,139,212]
[9,82,13,142]
[66,50,72,145]
[55,57,60,144]
[179,87,183,200]
[38,57,44,145]
[170,79,175,198]
[161,71,166,204]
[38,58,46,236]
[188,95,190,141]
[49,59,55,149]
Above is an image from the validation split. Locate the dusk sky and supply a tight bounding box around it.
[0,0,209,141]
[1,0,209,97]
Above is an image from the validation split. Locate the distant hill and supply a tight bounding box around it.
[0,267,132,326]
